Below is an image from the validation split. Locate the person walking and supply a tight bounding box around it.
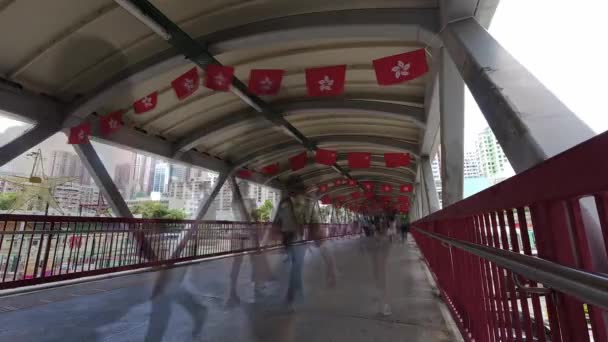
[363,214,392,316]
[275,196,306,307]
[400,215,410,243]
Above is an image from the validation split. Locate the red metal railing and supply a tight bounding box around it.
[413,131,608,342]
[0,215,359,290]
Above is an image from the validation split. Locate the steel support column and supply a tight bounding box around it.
[72,142,133,218]
[439,49,464,206]
[73,141,157,260]
[421,157,440,214]
[0,124,60,167]
[229,177,251,222]
[194,171,230,220]
[441,17,595,172]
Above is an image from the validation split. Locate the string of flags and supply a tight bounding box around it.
[67,45,425,214]
[67,48,428,145]
[237,149,411,181]
[318,181,413,214]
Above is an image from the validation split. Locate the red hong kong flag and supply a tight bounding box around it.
[133,91,158,114]
[336,195,347,203]
[334,179,345,187]
[205,64,234,91]
[321,195,332,205]
[381,184,392,193]
[68,122,91,145]
[362,181,374,191]
[305,65,346,97]
[248,69,284,96]
[237,169,253,179]
[318,184,329,193]
[398,195,410,204]
[384,153,411,168]
[400,184,413,193]
[99,110,123,137]
[261,163,280,176]
[373,48,428,86]
[348,152,371,169]
[347,179,357,186]
[172,67,200,100]
[315,148,337,166]
[351,192,361,200]
[289,151,308,171]
[364,192,374,199]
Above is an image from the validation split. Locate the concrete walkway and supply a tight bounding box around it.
[0,236,456,342]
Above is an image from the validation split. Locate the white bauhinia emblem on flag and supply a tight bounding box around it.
[259,76,273,91]
[183,78,196,92]
[214,73,226,86]
[318,76,334,91]
[141,96,153,108]
[108,118,118,129]
[391,60,411,79]
[78,130,86,141]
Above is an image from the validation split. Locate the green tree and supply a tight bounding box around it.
[131,201,186,220]
[0,193,17,210]
[251,200,273,222]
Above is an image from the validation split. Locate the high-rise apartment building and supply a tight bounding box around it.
[49,150,92,185]
[169,164,187,184]
[152,162,170,194]
[476,127,509,178]
[431,155,442,208]
[463,151,482,178]
[113,163,131,195]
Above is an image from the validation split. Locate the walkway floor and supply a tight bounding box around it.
[0,236,456,342]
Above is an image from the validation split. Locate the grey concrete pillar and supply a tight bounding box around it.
[421,157,440,214]
[439,49,464,206]
[441,17,595,172]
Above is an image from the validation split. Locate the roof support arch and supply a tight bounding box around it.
[173,99,426,154]
[66,8,439,122]
[231,136,419,169]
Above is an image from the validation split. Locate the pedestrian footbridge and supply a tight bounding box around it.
[0,1,607,341]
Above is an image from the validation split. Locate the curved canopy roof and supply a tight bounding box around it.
[0,0,498,202]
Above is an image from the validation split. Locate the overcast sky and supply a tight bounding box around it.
[1,0,607,156]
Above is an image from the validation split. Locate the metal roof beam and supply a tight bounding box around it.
[267,154,417,183]
[117,0,365,185]
[297,169,415,187]
[0,81,64,124]
[86,126,284,189]
[174,99,425,154]
[231,136,419,169]
[68,8,438,121]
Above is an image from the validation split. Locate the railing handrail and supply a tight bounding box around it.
[0,214,352,226]
[415,227,608,310]
[417,130,608,223]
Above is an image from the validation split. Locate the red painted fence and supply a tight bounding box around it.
[0,215,359,290]
[413,131,608,342]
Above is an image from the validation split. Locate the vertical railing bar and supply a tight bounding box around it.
[475,215,497,342]
[65,222,76,275]
[23,220,36,281]
[506,208,534,341]
[517,206,547,342]
[497,210,523,341]
[483,212,507,341]
[3,220,17,282]
[12,220,27,281]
